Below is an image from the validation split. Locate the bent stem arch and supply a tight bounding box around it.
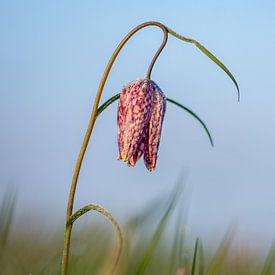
[61,21,169,275]
[67,204,123,275]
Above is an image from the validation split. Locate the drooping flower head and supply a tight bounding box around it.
[117,79,166,171]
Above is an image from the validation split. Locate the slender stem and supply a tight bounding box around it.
[145,24,168,79]
[61,21,169,275]
[61,227,72,275]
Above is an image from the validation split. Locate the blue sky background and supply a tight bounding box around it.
[1,0,275,247]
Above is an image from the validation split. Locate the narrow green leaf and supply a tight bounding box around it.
[191,238,199,275]
[135,179,184,275]
[97,94,214,146]
[169,198,189,274]
[261,239,275,275]
[198,239,205,275]
[0,188,16,264]
[96,93,120,117]
[167,98,214,146]
[207,225,235,275]
[178,229,187,271]
[166,27,240,101]
[169,212,182,274]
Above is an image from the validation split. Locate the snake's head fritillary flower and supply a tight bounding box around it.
[117,79,166,171]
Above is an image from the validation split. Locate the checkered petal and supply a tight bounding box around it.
[117,79,166,171]
[144,81,166,171]
[127,128,147,166]
[117,79,154,165]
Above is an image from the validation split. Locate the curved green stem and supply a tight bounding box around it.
[67,204,123,275]
[146,25,168,79]
[61,21,169,275]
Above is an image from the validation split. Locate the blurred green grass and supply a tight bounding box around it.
[0,185,274,275]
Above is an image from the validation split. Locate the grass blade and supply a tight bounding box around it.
[191,238,199,275]
[169,214,182,275]
[207,225,235,275]
[166,27,240,101]
[135,179,184,275]
[261,239,275,275]
[169,192,190,275]
[198,239,205,275]
[178,227,187,271]
[0,189,16,264]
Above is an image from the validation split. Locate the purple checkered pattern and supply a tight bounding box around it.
[117,79,166,171]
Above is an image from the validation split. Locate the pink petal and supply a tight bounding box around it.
[144,81,166,171]
[118,80,153,163]
[117,79,166,171]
